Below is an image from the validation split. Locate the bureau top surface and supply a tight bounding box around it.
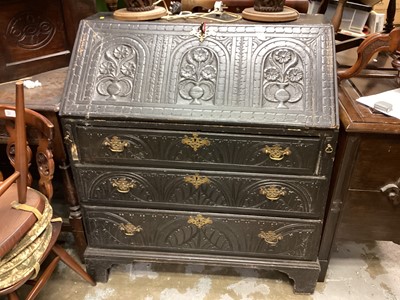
[60,14,338,129]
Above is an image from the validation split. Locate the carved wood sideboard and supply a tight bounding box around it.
[60,14,338,294]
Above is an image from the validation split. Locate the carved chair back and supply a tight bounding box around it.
[0,83,55,201]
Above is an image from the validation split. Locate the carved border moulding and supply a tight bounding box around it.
[96,45,137,101]
[263,48,304,109]
[177,47,218,105]
[6,12,55,49]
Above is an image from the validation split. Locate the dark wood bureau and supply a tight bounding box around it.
[60,14,338,293]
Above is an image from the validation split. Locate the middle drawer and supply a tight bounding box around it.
[73,165,327,218]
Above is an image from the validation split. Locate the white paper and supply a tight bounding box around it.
[356,88,400,119]
[23,80,42,89]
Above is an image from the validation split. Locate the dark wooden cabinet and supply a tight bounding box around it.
[60,14,338,294]
[0,0,96,83]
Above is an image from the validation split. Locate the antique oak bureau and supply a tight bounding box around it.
[60,14,338,293]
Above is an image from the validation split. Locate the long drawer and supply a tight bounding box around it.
[74,165,327,218]
[83,206,322,261]
[74,126,321,175]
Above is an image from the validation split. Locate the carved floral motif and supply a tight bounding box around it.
[96,45,136,100]
[263,49,304,109]
[178,47,217,105]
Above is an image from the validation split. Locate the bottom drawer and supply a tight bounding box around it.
[83,206,322,261]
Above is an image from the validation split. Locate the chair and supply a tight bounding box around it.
[337,27,400,81]
[0,82,95,300]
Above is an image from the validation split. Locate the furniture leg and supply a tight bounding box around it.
[52,243,96,286]
[384,0,396,33]
[25,257,60,300]
[86,259,113,283]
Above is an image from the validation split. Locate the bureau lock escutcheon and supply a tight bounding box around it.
[119,223,142,236]
[263,145,291,161]
[103,136,129,153]
[184,173,210,189]
[187,214,213,229]
[182,133,210,151]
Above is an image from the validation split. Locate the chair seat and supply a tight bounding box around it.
[0,184,45,259]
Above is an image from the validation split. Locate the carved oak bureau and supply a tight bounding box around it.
[60,14,338,294]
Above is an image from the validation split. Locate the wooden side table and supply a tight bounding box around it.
[319,50,400,280]
[0,68,87,261]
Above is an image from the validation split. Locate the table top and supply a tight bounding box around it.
[0,68,68,112]
[337,49,400,134]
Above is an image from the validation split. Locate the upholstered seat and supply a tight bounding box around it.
[0,82,95,300]
[0,185,45,259]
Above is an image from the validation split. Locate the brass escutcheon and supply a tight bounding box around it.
[259,185,286,201]
[184,173,210,189]
[111,177,136,193]
[263,145,291,161]
[103,136,129,152]
[258,230,283,246]
[187,214,213,229]
[64,132,78,161]
[119,223,142,236]
[181,133,210,151]
[325,143,333,153]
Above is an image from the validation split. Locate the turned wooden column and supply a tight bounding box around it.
[384,0,396,33]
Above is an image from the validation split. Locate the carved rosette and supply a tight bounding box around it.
[96,45,136,100]
[263,49,304,109]
[6,12,55,49]
[178,47,217,105]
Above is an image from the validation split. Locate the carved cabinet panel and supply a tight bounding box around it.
[60,15,338,294]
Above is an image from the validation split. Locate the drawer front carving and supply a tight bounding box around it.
[74,126,321,175]
[83,206,322,260]
[74,166,326,217]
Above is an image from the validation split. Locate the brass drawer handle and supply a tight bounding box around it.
[103,136,129,152]
[258,230,283,246]
[184,173,210,189]
[381,178,400,206]
[119,223,142,236]
[259,185,286,201]
[263,145,291,161]
[111,177,136,193]
[187,214,213,229]
[182,133,210,151]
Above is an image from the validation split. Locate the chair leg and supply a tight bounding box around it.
[51,244,96,286]
[7,292,19,300]
[25,256,61,300]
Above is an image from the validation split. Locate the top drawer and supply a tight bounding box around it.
[74,126,321,175]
